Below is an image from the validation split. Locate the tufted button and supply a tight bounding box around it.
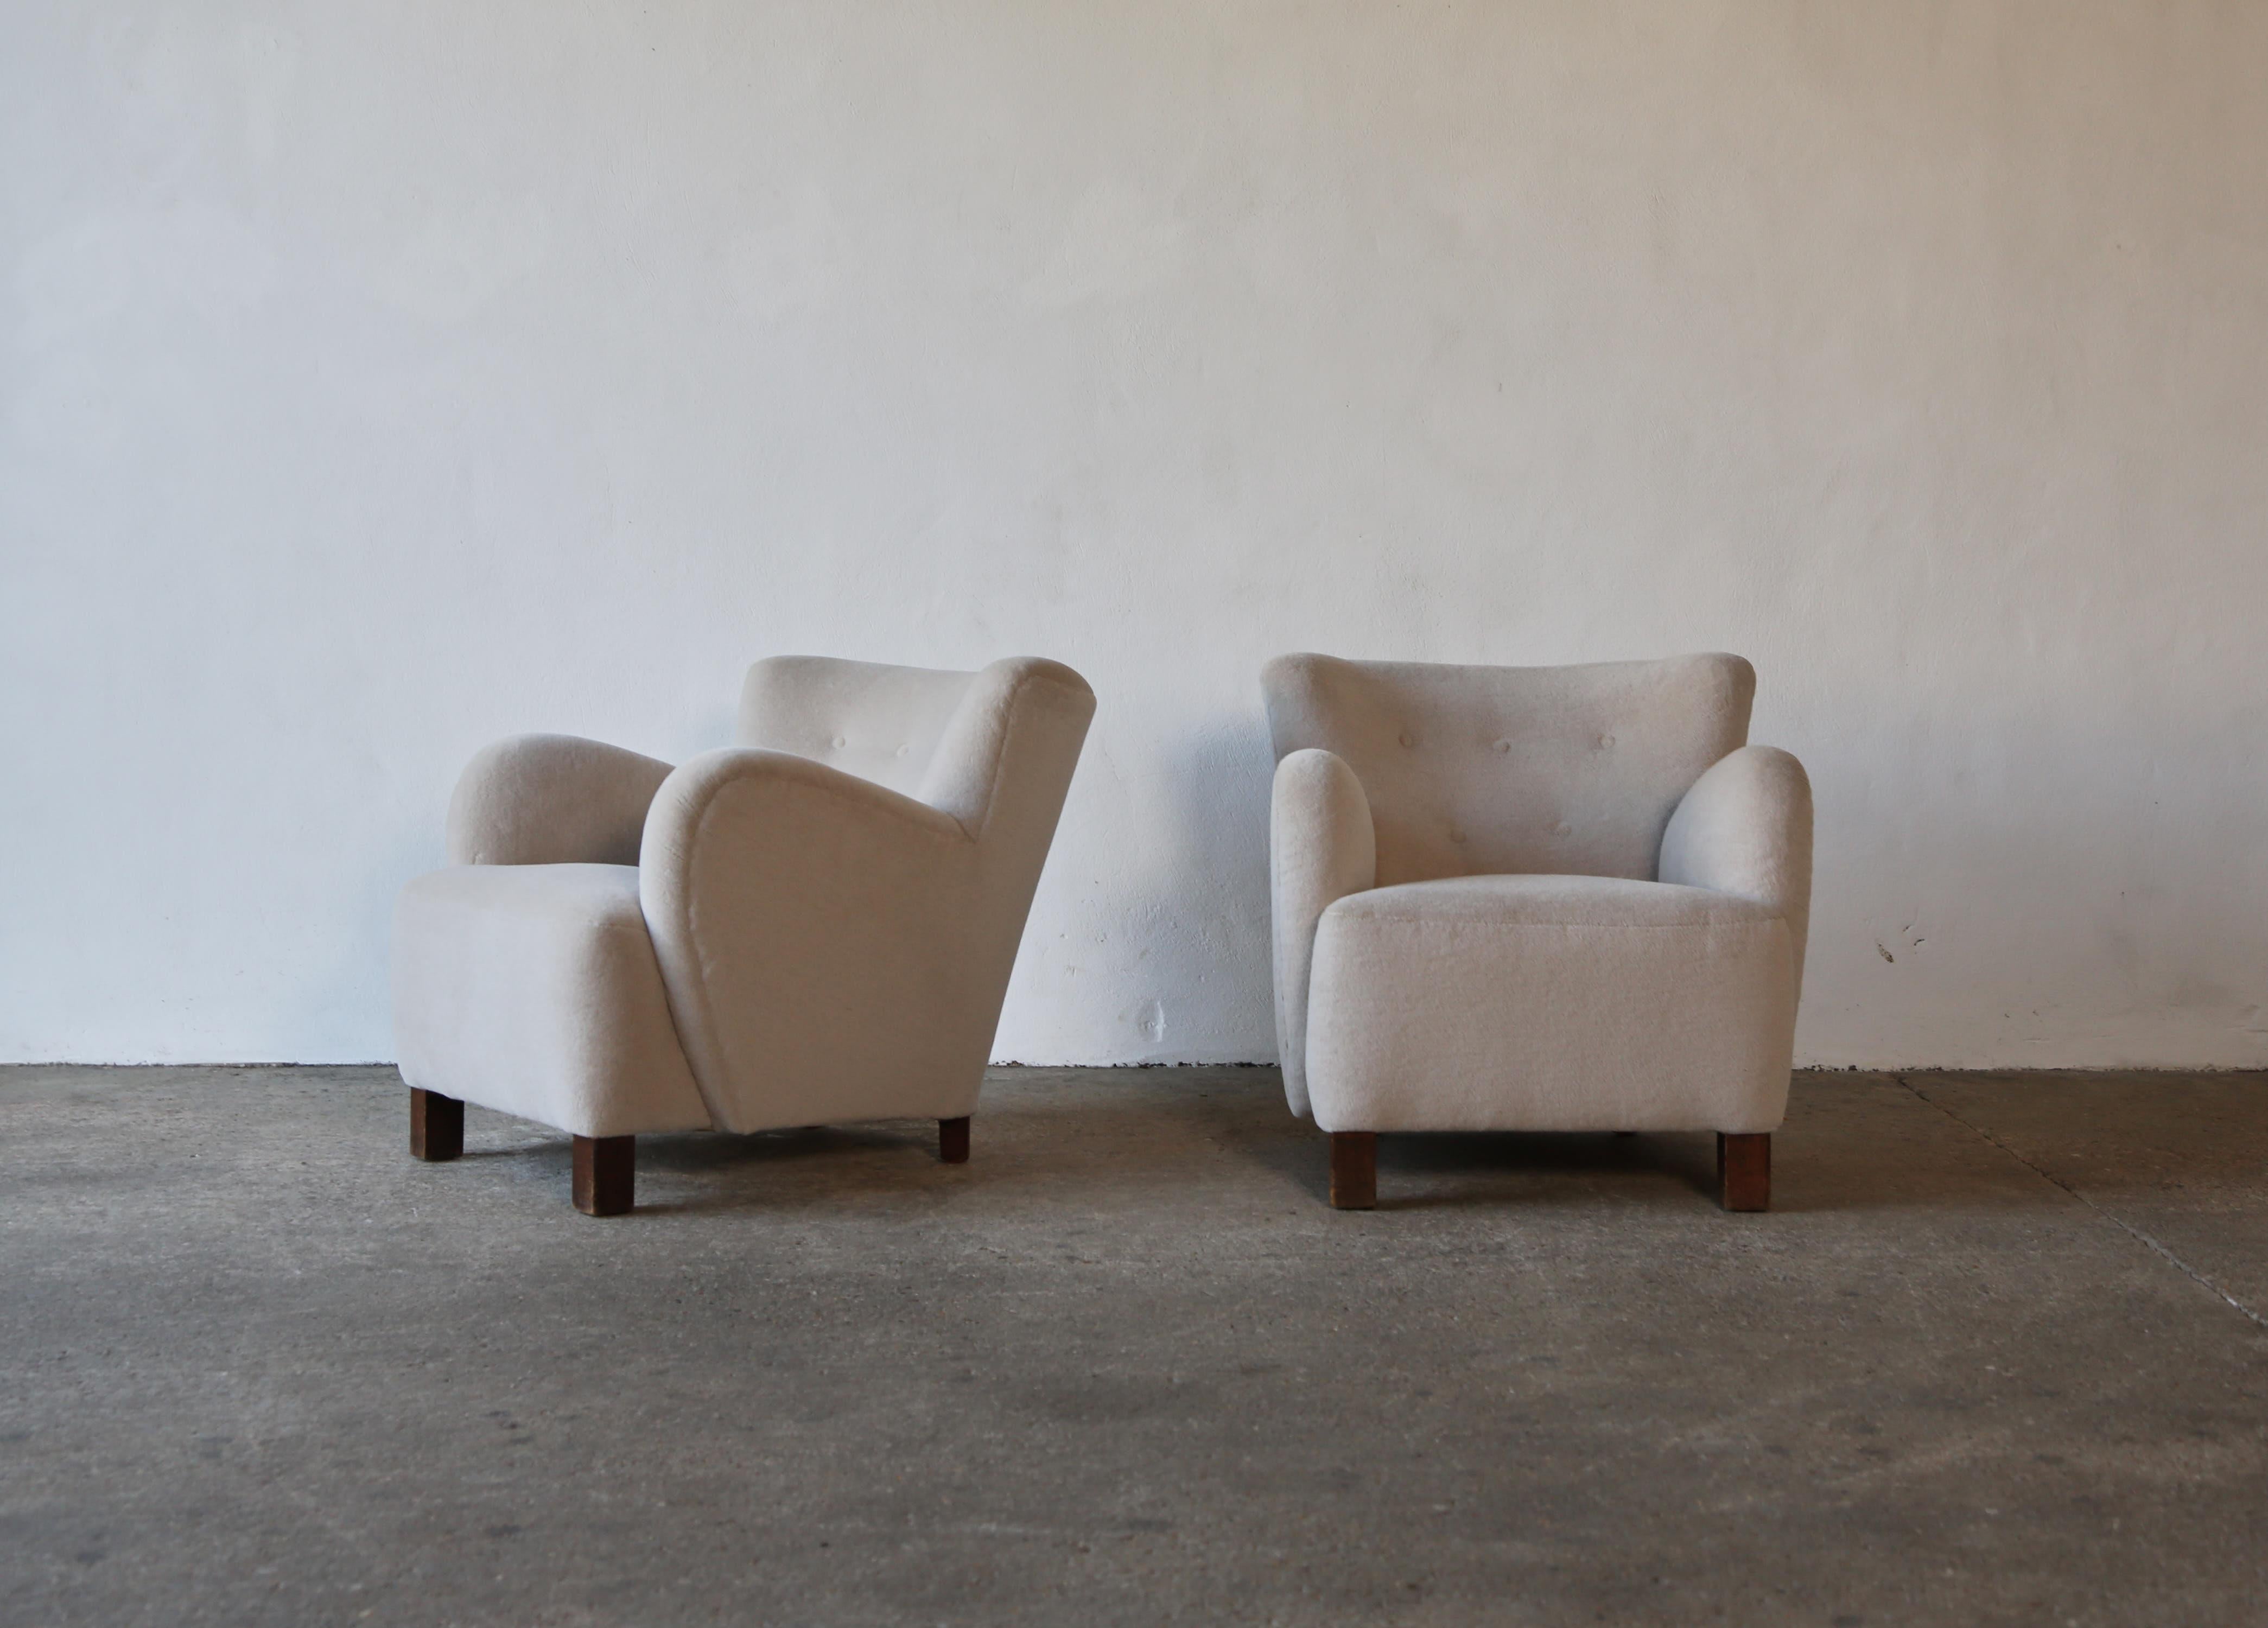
[1553,821,1572,837]
[1399,732,1415,748]
[1597,733,1615,749]
[895,744,910,757]
[832,735,848,749]
[1449,826,1467,844]
[1493,739,1511,754]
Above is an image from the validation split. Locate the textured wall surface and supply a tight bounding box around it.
[5,2,2265,1066]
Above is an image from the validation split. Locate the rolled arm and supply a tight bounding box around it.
[1270,748,1376,1118]
[446,734,675,866]
[1659,745,1813,1004]
[638,749,977,1125]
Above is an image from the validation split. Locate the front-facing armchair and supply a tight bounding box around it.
[393,656,1096,1214]
[1263,652,1811,1212]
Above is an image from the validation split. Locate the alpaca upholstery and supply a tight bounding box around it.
[1262,653,1810,1206]
[393,656,1095,1208]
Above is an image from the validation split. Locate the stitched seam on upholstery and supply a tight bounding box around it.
[662,786,732,1128]
[719,751,971,842]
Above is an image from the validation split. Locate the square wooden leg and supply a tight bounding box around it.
[1718,1132,1770,1212]
[410,1089,462,1162]
[1329,1131,1377,1210]
[573,1135,635,1216]
[939,1116,970,1164]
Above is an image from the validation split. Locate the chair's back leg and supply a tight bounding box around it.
[410,1089,463,1162]
[1718,1133,1770,1212]
[939,1117,970,1163]
[573,1135,635,1216]
[1330,1131,1378,1210]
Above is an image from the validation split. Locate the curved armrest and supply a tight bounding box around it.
[638,749,977,1121]
[446,734,675,866]
[1270,748,1376,1118]
[1659,745,1813,1004]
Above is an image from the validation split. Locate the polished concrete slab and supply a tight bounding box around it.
[3,1065,2265,1626]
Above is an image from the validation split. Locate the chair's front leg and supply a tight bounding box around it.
[573,1135,635,1216]
[1329,1131,1377,1210]
[410,1089,463,1161]
[1717,1133,1770,1212]
[939,1117,970,1163]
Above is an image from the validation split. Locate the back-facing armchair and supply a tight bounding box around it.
[1263,652,1810,1212]
[393,656,1096,1214]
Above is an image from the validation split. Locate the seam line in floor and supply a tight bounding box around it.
[1891,1072,2267,1331]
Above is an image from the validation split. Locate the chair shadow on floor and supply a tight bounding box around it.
[427,1102,960,1217]
[1222,1108,2057,1218]
[1396,1130,1725,1209]
[435,1076,2055,1219]
[603,1122,962,1216]
[1235,1125,1728,1213]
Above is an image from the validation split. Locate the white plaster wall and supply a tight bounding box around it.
[5,2,2265,1067]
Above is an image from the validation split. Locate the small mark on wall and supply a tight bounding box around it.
[1877,919,1927,965]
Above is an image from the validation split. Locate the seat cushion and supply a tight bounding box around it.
[393,864,711,1139]
[1304,874,1796,1134]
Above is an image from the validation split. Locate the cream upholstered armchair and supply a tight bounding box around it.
[1263,653,1810,1212]
[393,656,1095,1214]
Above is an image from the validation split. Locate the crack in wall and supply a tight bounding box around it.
[1891,1072,2267,1332]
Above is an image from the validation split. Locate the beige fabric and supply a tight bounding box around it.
[393,864,710,1138]
[1660,745,1814,1008]
[645,657,1095,1131]
[739,657,977,800]
[447,735,675,867]
[1263,652,1809,1135]
[1261,651,1753,887]
[393,656,1095,1142]
[1269,749,1375,1120]
[637,749,985,1131]
[1305,876,1796,1133]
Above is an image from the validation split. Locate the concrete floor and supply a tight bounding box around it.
[4,1067,2266,1626]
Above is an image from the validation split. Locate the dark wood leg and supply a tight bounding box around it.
[939,1116,970,1164]
[1329,1131,1377,1210]
[573,1135,635,1216]
[410,1089,462,1161]
[1718,1132,1770,1212]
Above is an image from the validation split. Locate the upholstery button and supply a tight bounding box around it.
[1450,826,1467,844]
[1494,740,1510,753]
[895,745,910,757]
[1399,732,1414,748]
[1598,733,1615,749]
[1553,821,1572,837]
[832,735,848,748]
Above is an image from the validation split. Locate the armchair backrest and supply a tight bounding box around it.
[739,657,978,799]
[1262,653,1753,886]
[738,653,1096,853]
